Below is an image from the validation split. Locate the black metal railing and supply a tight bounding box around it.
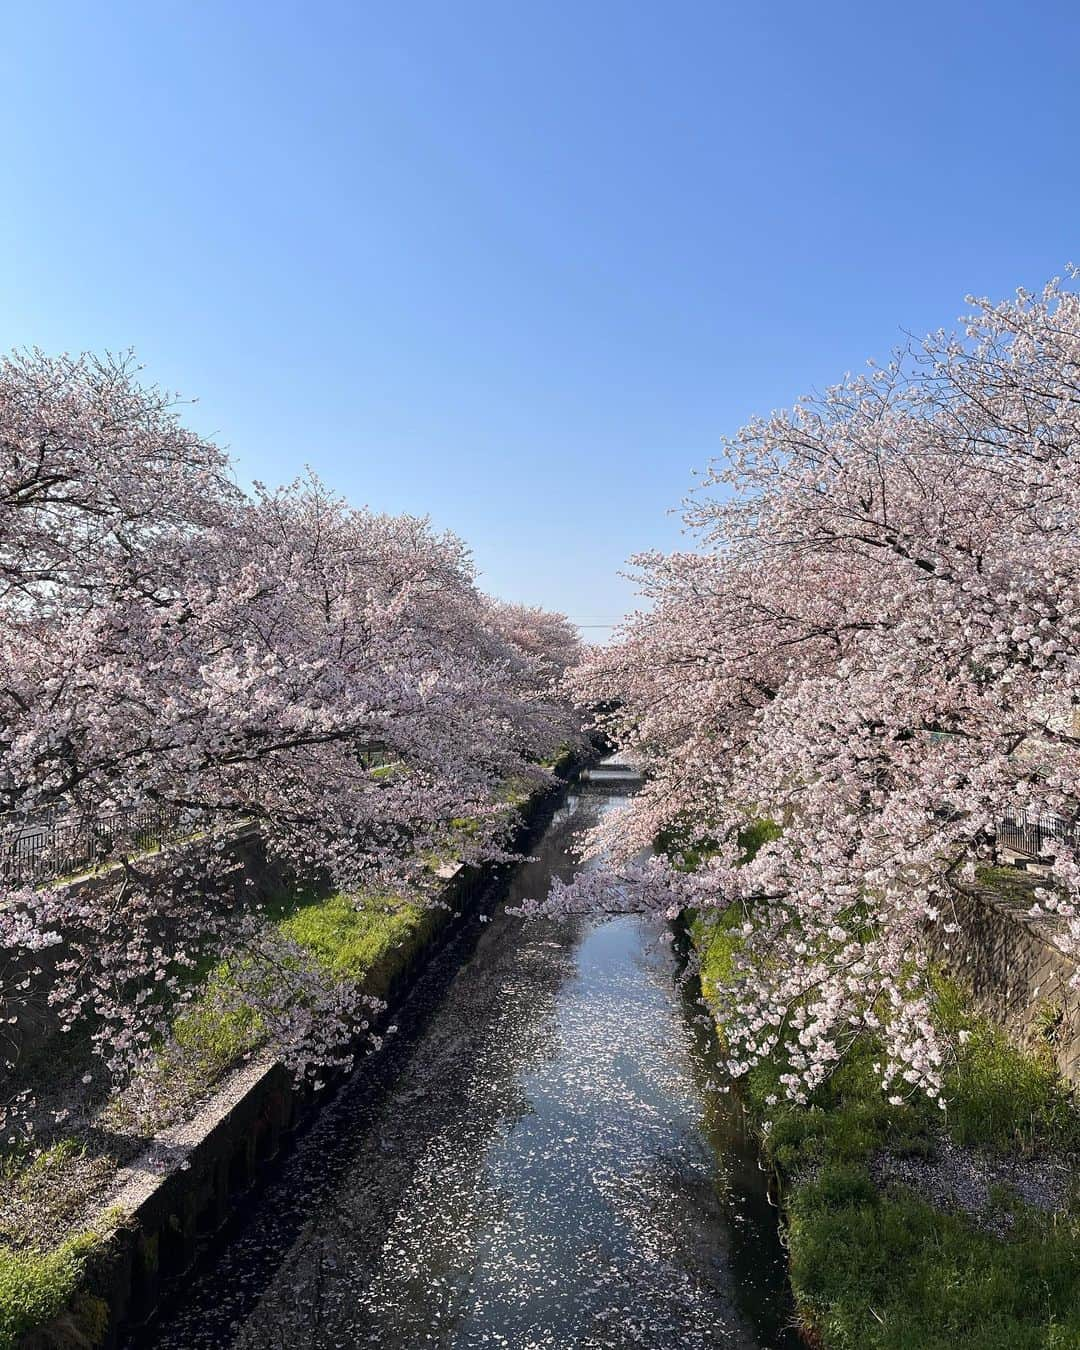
[0,802,199,887]
[0,736,399,890]
[997,809,1075,862]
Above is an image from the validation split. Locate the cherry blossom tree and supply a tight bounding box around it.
[0,349,240,618]
[542,272,1080,1107]
[0,354,584,1128]
[483,600,584,686]
[481,598,585,752]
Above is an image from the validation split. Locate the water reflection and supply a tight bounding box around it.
[136,792,797,1350]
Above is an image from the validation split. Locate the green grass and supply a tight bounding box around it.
[2,888,442,1341]
[736,816,782,862]
[540,744,579,776]
[0,1231,104,1350]
[689,913,1080,1348]
[684,814,780,1002]
[933,974,1080,1156]
[788,1177,1080,1350]
[277,890,436,1003]
[171,889,432,1080]
[0,1138,83,1190]
[688,906,744,1004]
[277,892,420,977]
[497,777,533,807]
[973,863,1044,906]
[171,968,267,1081]
[662,811,780,874]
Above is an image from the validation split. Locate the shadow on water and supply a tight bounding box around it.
[132,787,799,1350]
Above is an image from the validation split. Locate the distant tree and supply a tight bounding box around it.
[481,598,585,748]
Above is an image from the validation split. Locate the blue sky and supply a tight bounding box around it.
[3,2,1078,634]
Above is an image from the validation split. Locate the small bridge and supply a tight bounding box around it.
[578,758,643,795]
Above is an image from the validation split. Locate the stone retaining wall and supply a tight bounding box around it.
[940,882,1080,1087]
[6,825,292,1070]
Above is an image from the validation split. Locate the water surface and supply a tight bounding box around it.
[137,789,797,1350]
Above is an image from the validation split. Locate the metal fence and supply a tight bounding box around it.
[0,747,397,889]
[997,809,1075,862]
[0,802,196,887]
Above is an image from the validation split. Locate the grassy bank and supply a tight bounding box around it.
[0,1232,107,1350]
[167,888,438,1086]
[691,910,1080,1349]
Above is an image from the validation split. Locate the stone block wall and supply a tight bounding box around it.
[939,883,1080,1086]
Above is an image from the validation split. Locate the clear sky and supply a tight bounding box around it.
[3,2,1078,635]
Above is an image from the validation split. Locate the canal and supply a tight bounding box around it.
[135,782,797,1349]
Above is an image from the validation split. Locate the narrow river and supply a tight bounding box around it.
[136,784,797,1350]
